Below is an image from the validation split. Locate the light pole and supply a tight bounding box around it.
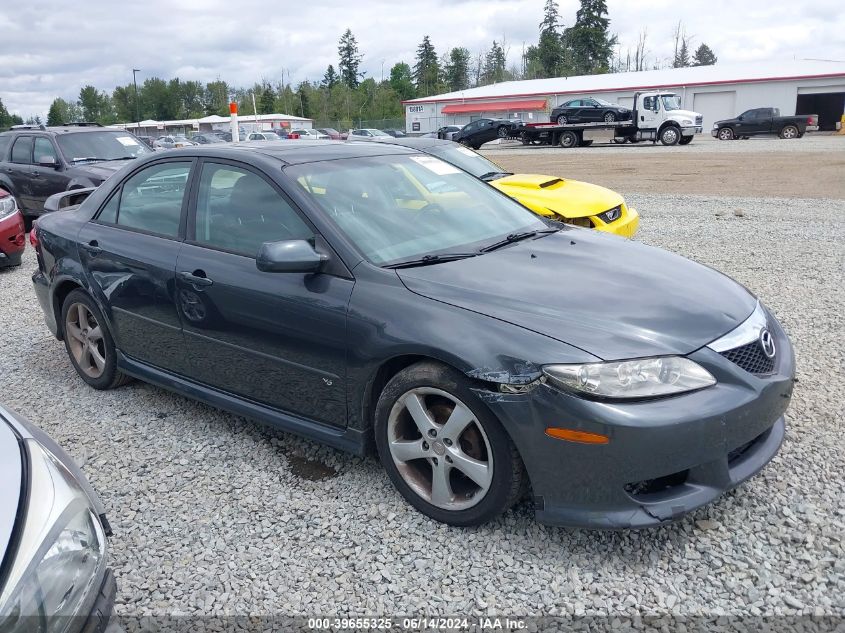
[132,69,141,125]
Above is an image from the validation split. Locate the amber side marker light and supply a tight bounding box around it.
[545,427,610,445]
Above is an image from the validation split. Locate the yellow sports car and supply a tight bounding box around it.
[386,138,639,238]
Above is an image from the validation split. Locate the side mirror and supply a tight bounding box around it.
[38,155,58,168]
[256,239,327,273]
[737,115,744,121]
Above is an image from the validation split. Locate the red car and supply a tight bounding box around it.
[0,188,25,268]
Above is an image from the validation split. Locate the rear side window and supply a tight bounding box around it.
[10,137,33,164]
[192,162,312,257]
[106,162,191,238]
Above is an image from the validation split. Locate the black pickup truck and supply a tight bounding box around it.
[712,108,819,140]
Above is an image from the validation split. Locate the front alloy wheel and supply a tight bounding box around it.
[375,362,525,526]
[718,127,734,141]
[604,112,617,123]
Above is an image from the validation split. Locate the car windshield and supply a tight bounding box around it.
[661,95,683,111]
[426,144,508,180]
[57,131,153,162]
[291,154,547,266]
[367,129,388,136]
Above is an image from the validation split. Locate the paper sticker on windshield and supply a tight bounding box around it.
[116,136,139,146]
[410,156,461,175]
[456,147,477,157]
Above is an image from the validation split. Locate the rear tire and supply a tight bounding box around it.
[779,125,799,139]
[556,114,568,125]
[604,112,617,123]
[717,127,734,141]
[61,289,132,390]
[559,131,579,148]
[374,361,525,526]
[459,138,470,147]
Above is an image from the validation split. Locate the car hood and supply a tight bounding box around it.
[76,160,129,181]
[0,416,22,562]
[396,230,756,360]
[491,174,624,219]
[667,109,701,121]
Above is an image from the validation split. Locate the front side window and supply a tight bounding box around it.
[642,97,657,111]
[56,131,152,164]
[10,137,33,164]
[292,154,547,266]
[193,163,312,257]
[33,137,58,163]
[112,161,191,237]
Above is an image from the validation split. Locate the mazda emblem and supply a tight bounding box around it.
[759,328,776,359]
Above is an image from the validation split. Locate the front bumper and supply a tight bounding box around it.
[682,125,703,137]
[32,269,59,337]
[479,312,794,528]
[592,206,639,238]
[0,250,23,268]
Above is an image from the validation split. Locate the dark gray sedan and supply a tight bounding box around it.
[31,141,793,528]
[0,404,117,631]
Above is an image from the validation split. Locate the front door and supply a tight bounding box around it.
[5,136,36,213]
[176,159,352,426]
[78,159,193,375]
[639,96,660,129]
[30,136,69,213]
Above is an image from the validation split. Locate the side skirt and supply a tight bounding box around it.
[117,352,369,457]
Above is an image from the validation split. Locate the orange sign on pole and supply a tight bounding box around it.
[229,102,238,115]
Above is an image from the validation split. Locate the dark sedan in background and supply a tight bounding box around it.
[550,97,632,124]
[452,118,520,149]
[0,404,117,632]
[31,141,793,528]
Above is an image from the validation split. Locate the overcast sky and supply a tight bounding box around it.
[1,0,843,118]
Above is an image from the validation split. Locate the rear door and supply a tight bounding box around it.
[78,158,193,374]
[5,136,35,213]
[176,159,352,426]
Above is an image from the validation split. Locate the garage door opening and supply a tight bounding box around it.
[796,92,845,131]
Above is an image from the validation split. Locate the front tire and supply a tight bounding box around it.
[374,361,525,526]
[604,112,617,123]
[556,114,568,125]
[717,127,734,141]
[497,126,509,139]
[660,125,681,145]
[780,125,799,139]
[61,289,131,390]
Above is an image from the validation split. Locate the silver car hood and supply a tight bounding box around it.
[0,417,22,564]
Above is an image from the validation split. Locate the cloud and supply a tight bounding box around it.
[1,0,842,118]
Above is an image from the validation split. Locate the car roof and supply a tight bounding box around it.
[148,140,417,165]
[0,125,127,137]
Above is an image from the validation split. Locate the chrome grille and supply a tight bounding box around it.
[695,115,703,125]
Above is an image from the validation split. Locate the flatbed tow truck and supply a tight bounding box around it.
[516,91,704,148]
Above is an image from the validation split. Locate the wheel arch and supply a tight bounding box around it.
[51,277,85,341]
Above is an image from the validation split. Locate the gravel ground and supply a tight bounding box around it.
[0,193,843,621]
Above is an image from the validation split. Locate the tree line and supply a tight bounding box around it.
[19,0,717,129]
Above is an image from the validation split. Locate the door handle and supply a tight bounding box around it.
[178,270,213,287]
[82,239,102,256]
[31,171,40,177]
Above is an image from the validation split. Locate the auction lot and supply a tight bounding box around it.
[1,136,843,617]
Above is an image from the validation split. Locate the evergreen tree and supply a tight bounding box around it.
[47,98,69,126]
[536,0,566,77]
[444,47,471,92]
[259,84,275,114]
[672,22,691,68]
[295,82,310,118]
[389,62,416,100]
[322,65,339,89]
[338,29,362,89]
[480,41,507,85]
[692,43,717,66]
[204,80,230,116]
[413,35,440,96]
[565,0,616,75]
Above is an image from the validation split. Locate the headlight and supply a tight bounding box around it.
[543,356,716,399]
[0,442,106,633]
[0,195,17,221]
[679,119,693,126]
[597,205,622,223]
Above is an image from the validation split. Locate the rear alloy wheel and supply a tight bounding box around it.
[497,126,509,138]
[660,126,681,146]
[375,362,524,526]
[780,125,799,139]
[559,131,579,148]
[62,289,131,390]
[604,112,617,123]
[459,138,470,147]
[556,114,568,125]
[717,127,734,141]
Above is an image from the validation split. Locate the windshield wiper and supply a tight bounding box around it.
[384,252,478,269]
[71,157,110,163]
[112,156,139,160]
[479,228,557,253]
[478,171,512,181]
